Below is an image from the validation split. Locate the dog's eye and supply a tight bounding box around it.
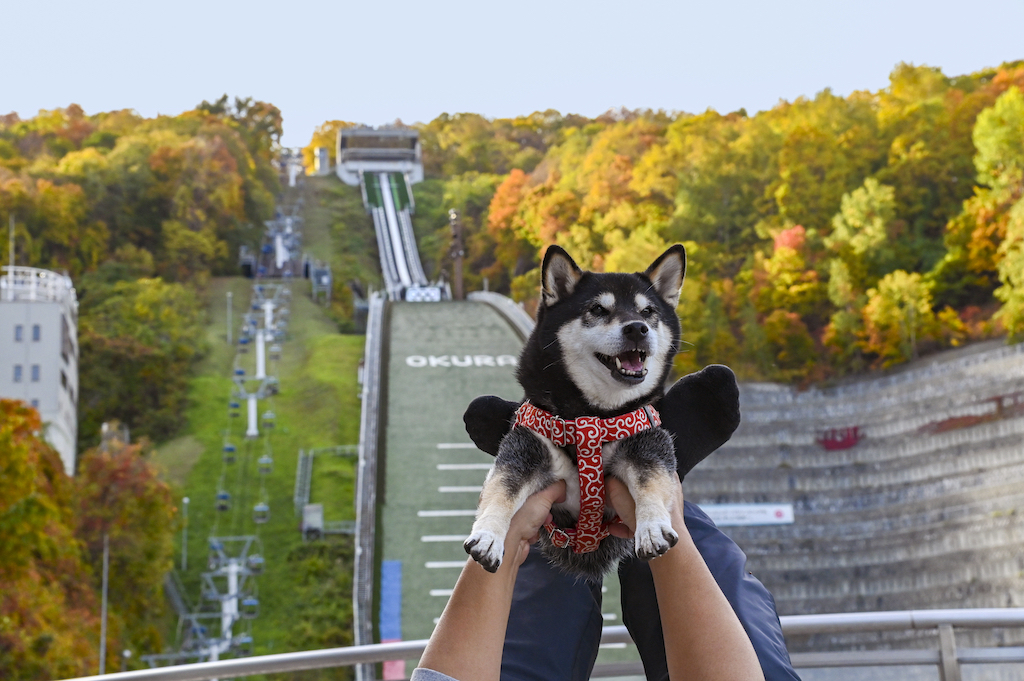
[590,304,609,317]
[640,306,656,318]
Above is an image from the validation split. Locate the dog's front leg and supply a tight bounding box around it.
[464,426,556,572]
[607,429,680,560]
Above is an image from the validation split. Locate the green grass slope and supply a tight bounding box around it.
[152,175,372,667]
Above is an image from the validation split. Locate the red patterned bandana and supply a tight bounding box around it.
[513,401,662,553]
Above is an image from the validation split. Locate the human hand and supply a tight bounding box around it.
[503,480,567,568]
[605,474,684,540]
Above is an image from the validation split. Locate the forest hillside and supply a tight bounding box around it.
[310,61,1024,383]
[0,96,282,675]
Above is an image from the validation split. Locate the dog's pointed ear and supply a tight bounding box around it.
[644,244,686,308]
[541,246,583,307]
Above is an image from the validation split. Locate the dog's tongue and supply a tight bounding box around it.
[618,351,643,372]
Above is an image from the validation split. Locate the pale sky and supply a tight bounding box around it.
[5,0,1023,148]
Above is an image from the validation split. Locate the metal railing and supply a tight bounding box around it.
[60,608,1024,681]
[1,265,77,305]
[353,293,386,681]
[467,290,535,341]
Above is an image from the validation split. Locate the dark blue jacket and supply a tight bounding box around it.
[501,500,801,681]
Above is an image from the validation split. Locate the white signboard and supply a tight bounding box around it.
[698,503,794,526]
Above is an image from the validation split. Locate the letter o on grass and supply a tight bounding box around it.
[406,356,427,367]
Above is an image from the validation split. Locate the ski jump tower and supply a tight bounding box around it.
[335,126,423,186]
[335,127,440,302]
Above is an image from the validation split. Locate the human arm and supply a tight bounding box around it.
[607,477,765,681]
[417,481,566,681]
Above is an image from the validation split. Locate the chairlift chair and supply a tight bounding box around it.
[233,634,254,656]
[241,597,260,620]
[253,503,270,524]
[234,368,245,377]
[229,401,241,418]
[261,411,276,429]
[246,553,265,575]
[258,455,273,475]
[223,443,237,463]
[207,539,224,569]
[216,491,231,512]
[269,344,282,361]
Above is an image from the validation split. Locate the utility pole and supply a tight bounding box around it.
[448,209,464,301]
[182,497,190,571]
[99,533,109,674]
[6,214,13,301]
[226,292,233,344]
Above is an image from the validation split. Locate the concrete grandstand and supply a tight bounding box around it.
[686,340,1024,653]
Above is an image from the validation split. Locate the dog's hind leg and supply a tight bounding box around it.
[465,426,557,572]
[607,429,680,561]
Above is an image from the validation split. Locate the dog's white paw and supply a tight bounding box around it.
[635,519,678,560]
[464,529,505,572]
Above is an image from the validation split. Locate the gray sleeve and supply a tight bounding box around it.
[409,668,459,681]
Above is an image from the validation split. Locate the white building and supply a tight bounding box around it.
[0,266,79,474]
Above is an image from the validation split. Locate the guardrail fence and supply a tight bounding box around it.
[61,608,1024,681]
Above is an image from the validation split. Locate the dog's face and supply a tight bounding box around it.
[521,245,685,414]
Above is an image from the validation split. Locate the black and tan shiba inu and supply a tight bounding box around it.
[464,244,686,581]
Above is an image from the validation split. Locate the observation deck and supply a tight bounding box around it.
[2,265,78,312]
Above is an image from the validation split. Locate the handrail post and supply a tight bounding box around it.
[938,623,961,681]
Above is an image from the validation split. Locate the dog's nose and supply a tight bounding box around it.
[623,322,649,339]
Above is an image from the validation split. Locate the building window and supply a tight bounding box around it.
[30,399,39,409]
[14,365,22,383]
[15,325,23,342]
[31,365,40,382]
[61,316,70,363]
[32,324,40,342]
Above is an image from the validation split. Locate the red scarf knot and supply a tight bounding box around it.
[513,401,662,553]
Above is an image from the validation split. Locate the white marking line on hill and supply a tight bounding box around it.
[418,509,477,517]
[439,486,483,493]
[437,443,477,449]
[429,589,454,597]
[602,613,617,621]
[600,643,627,649]
[437,463,493,471]
[421,535,468,543]
[426,561,467,569]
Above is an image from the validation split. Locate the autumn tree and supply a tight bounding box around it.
[984,87,1024,338]
[0,401,100,679]
[76,439,176,656]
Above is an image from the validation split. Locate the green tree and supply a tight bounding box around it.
[77,278,205,448]
[825,177,905,290]
[862,270,938,366]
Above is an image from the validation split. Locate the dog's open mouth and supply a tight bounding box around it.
[596,350,648,383]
